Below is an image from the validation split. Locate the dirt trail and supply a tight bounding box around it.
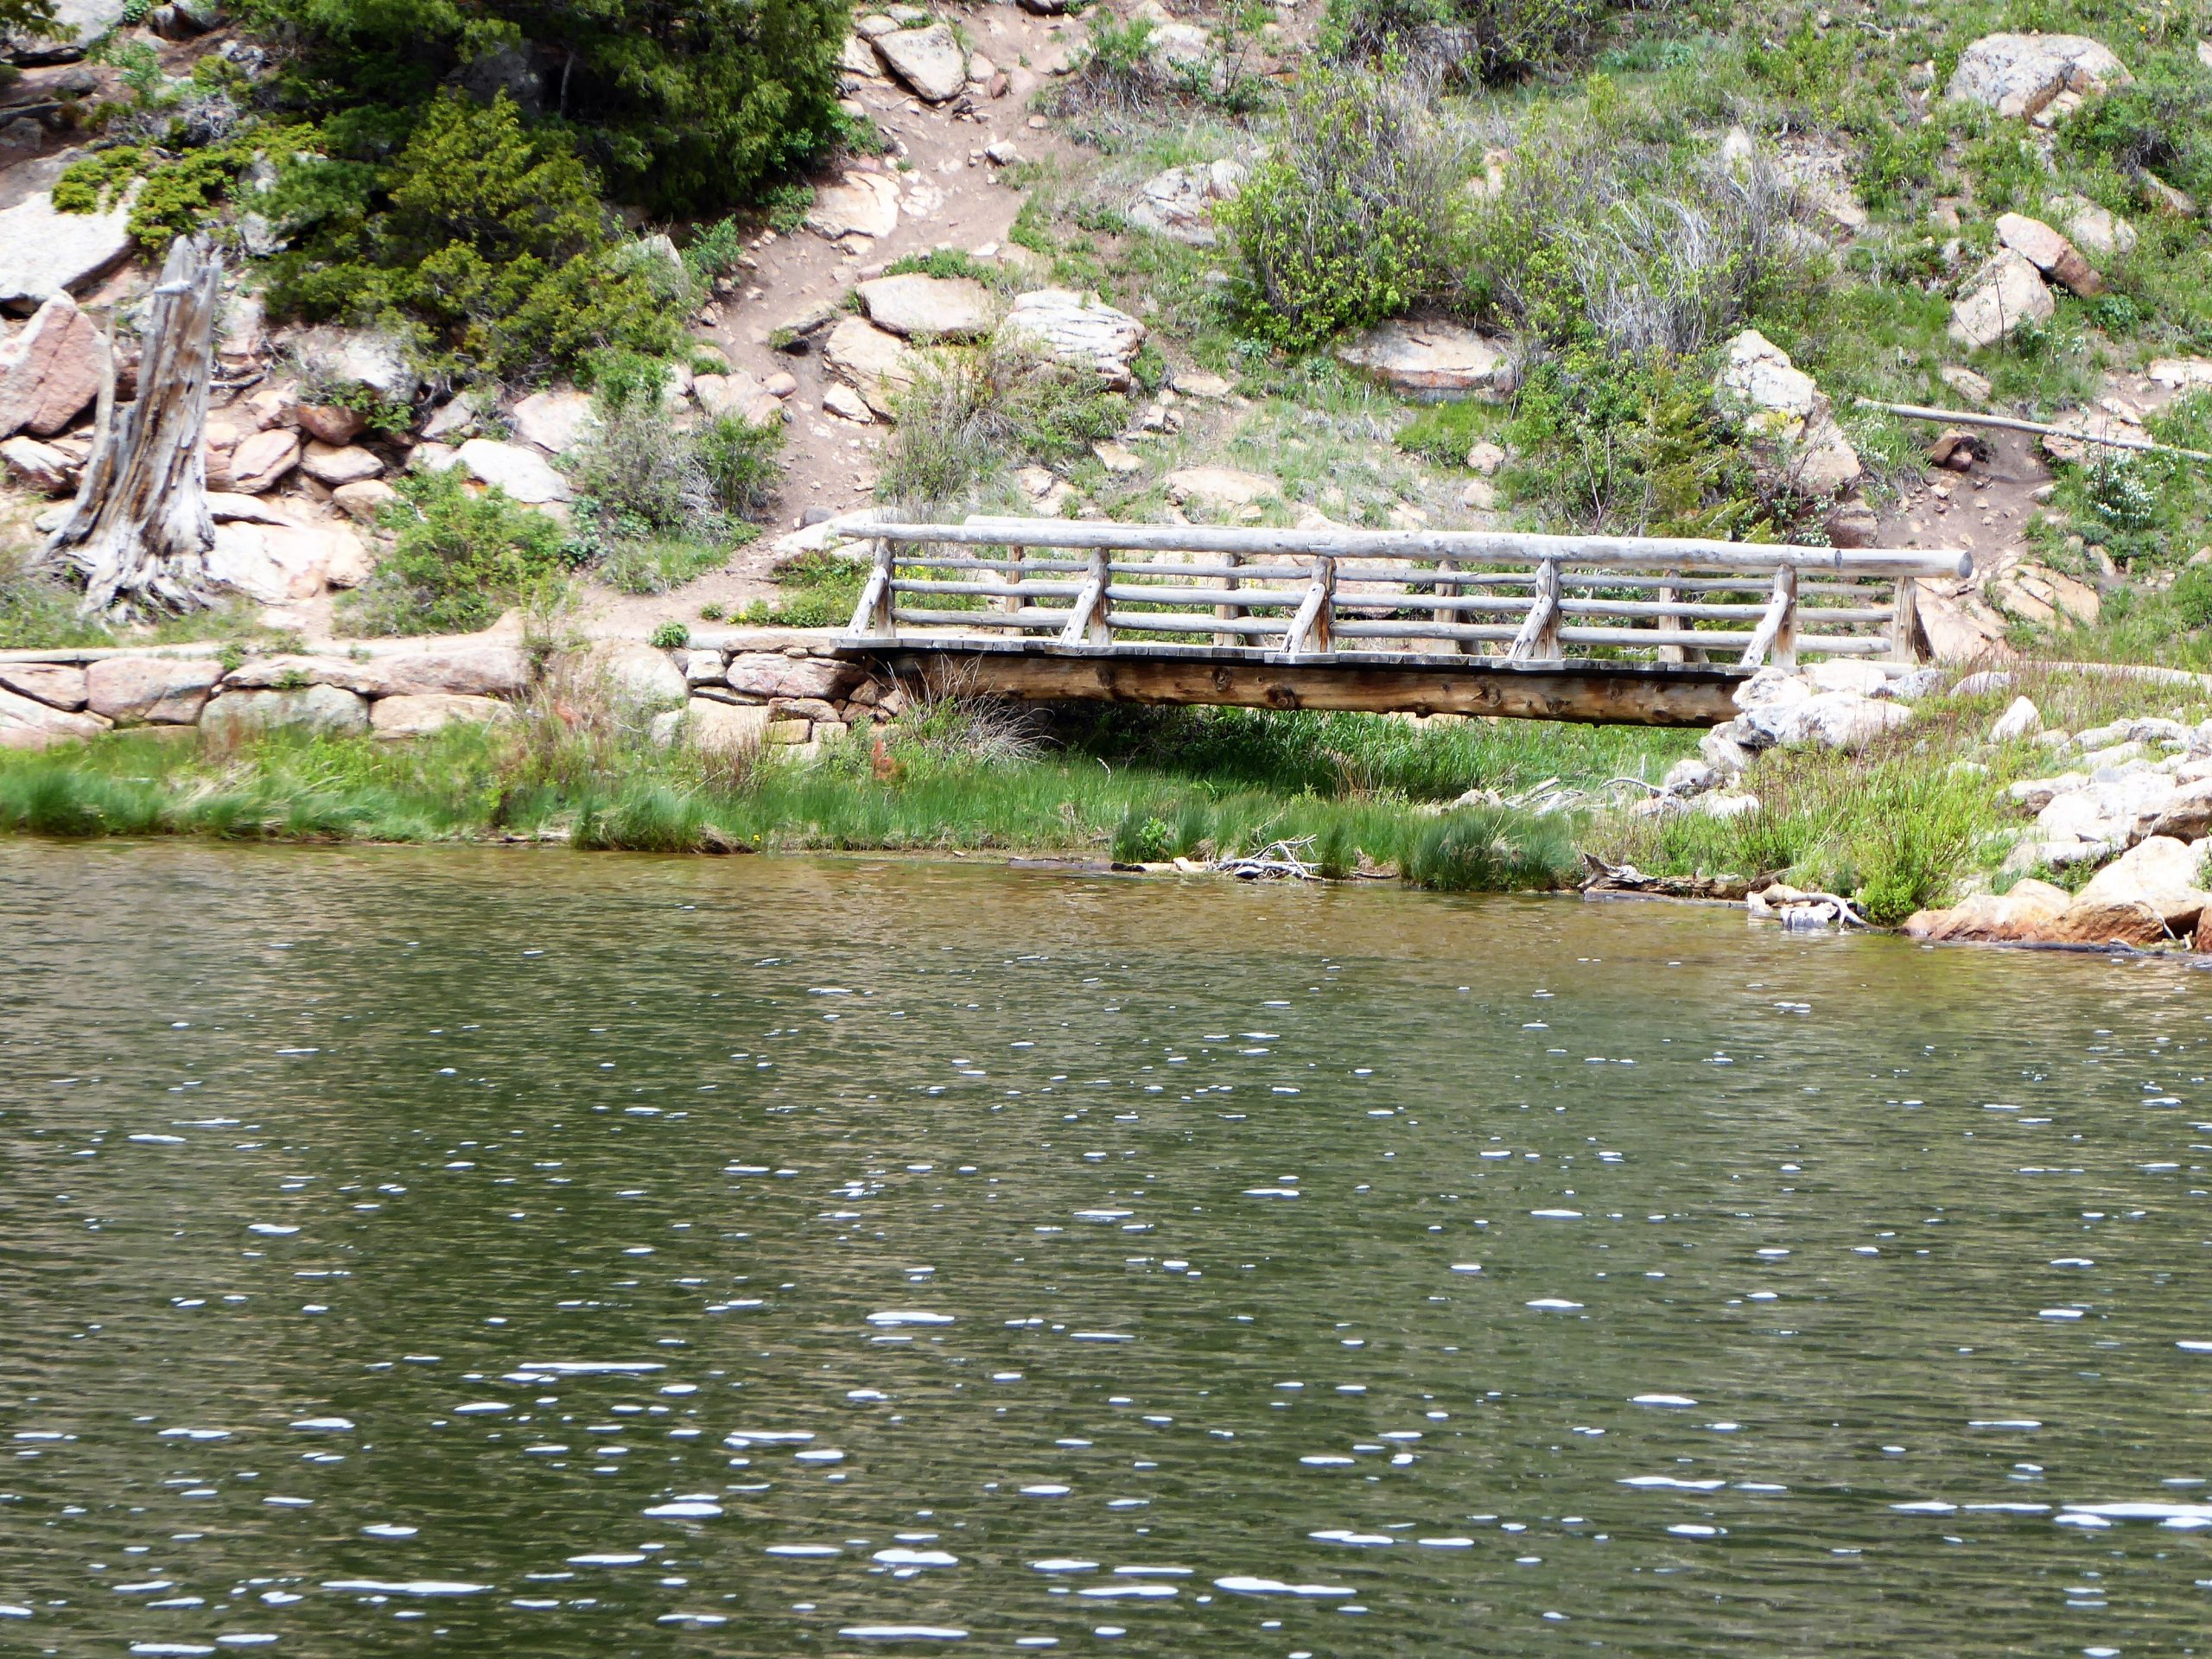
[587,7,1092,637]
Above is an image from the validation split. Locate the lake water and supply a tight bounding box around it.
[6,841,2212,1656]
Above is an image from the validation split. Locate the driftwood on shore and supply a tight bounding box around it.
[45,236,226,620]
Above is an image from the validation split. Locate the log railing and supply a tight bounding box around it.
[843,519,1969,666]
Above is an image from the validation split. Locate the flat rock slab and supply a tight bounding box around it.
[0,295,103,437]
[0,683,108,747]
[823,317,921,417]
[857,272,994,339]
[0,662,89,709]
[0,187,135,314]
[1127,161,1245,247]
[1947,33,2128,119]
[1002,289,1145,389]
[207,523,365,601]
[1165,466,1279,512]
[874,22,966,101]
[1334,321,1509,401]
[228,428,302,494]
[806,171,901,242]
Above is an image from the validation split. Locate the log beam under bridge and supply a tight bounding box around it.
[838,640,1750,727]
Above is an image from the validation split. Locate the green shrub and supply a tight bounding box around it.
[262,92,685,381]
[338,467,572,636]
[53,141,255,255]
[740,550,868,628]
[649,620,690,649]
[2061,59,2212,205]
[880,335,1128,507]
[1219,62,1469,351]
[251,0,847,215]
[696,413,785,520]
[1327,0,1658,82]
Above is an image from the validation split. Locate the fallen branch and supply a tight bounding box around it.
[1215,836,1319,880]
[1855,398,2212,466]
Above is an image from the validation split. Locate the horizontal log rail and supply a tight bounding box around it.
[844,517,1967,669]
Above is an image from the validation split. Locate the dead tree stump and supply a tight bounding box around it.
[45,235,225,620]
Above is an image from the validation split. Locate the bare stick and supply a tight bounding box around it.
[1855,398,2212,465]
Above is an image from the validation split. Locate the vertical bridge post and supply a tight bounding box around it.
[1739,563,1798,668]
[1889,575,1922,662]
[850,537,896,639]
[1060,544,1110,645]
[1507,557,1562,660]
[1281,554,1336,657]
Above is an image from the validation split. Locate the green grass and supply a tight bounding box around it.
[0,704,1668,891]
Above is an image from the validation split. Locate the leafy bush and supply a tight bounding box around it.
[649,620,690,650]
[262,92,686,381]
[1327,0,1659,82]
[739,550,868,628]
[1219,63,1470,350]
[696,413,785,520]
[880,334,1128,507]
[1465,98,1817,358]
[338,467,573,636]
[251,0,847,215]
[2061,60,2212,205]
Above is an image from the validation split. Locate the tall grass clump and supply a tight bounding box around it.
[1402,804,1579,891]
[1219,60,1471,351]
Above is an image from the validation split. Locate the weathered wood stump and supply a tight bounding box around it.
[45,235,225,620]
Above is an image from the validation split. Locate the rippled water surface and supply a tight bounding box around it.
[7,841,2212,1656]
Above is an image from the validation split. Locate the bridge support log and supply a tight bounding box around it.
[848,644,1745,727]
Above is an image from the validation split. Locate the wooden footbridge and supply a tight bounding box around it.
[836,518,1969,726]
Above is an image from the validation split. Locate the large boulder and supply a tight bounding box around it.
[823,317,922,417]
[1948,248,2056,350]
[1904,879,2073,942]
[1946,33,2130,120]
[0,684,109,749]
[369,693,513,739]
[0,187,136,315]
[84,656,222,724]
[227,428,302,494]
[2049,836,2210,946]
[1713,329,1861,495]
[874,22,966,101]
[0,295,103,438]
[298,442,385,486]
[681,697,772,757]
[207,523,365,601]
[856,272,994,340]
[1334,321,1510,401]
[694,372,785,427]
[594,642,689,711]
[509,388,598,455]
[1002,289,1146,389]
[448,437,571,504]
[201,684,373,742]
[2045,193,2136,259]
[723,652,862,701]
[805,171,901,241]
[1994,212,2101,297]
[1744,690,1911,752]
[1127,161,1246,246]
[288,325,419,404]
[6,0,129,61]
